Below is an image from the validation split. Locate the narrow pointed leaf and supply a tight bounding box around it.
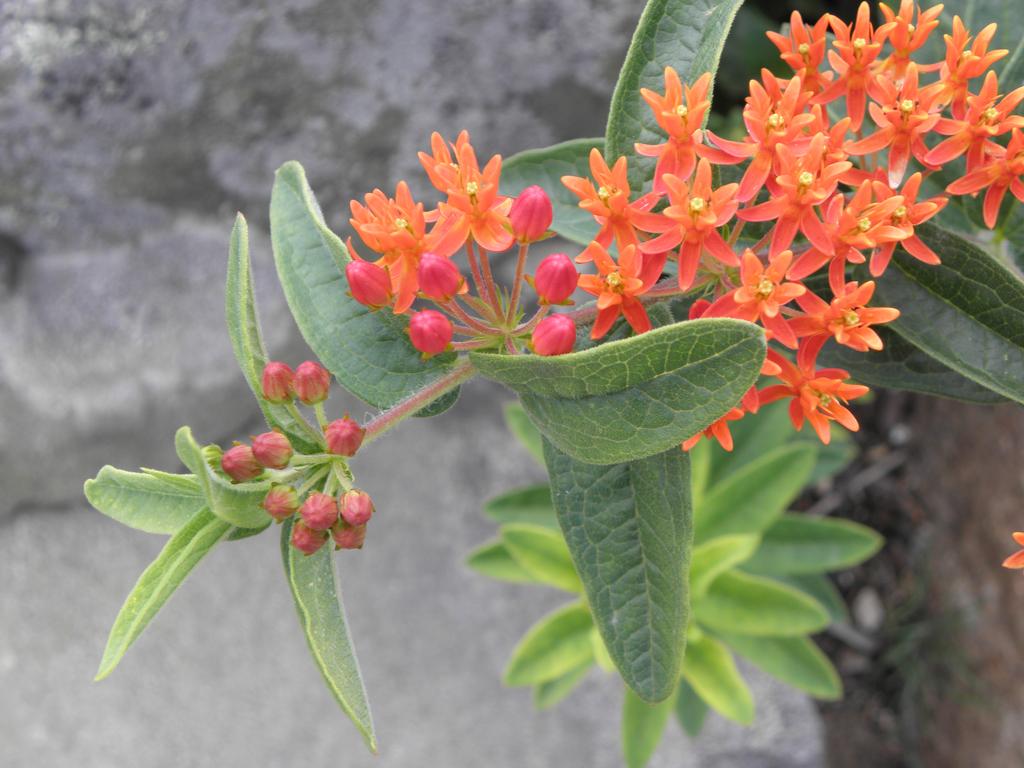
[689,534,759,598]
[681,634,754,725]
[743,514,883,575]
[768,573,848,625]
[622,686,676,768]
[533,662,593,710]
[502,524,583,593]
[674,677,709,737]
[504,602,595,686]
[694,571,830,636]
[504,402,545,465]
[466,540,538,584]
[715,632,841,700]
[85,467,204,535]
[484,485,558,529]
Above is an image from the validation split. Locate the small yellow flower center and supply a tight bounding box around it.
[798,43,810,56]
[892,205,907,222]
[899,99,915,114]
[853,37,866,52]
[842,309,860,326]
[857,217,872,233]
[675,104,689,118]
[394,217,408,230]
[798,170,815,188]
[465,181,479,196]
[597,185,614,202]
[907,23,916,33]
[756,277,775,298]
[983,107,999,123]
[605,271,624,291]
[688,196,706,214]
[767,113,785,130]
[818,392,834,407]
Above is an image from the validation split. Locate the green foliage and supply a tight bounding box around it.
[680,633,754,725]
[501,524,583,593]
[503,401,546,465]
[622,687,677,768]
[694,570,831,637]
[466,540,537,584]
[744,514,884,575]
[713,633,841,701]
[689,535,759,598]
[673,677,709,737]
[533,663,592,710]
[85,467,205,535]
[483,484,557,529]
[503,602,595,686]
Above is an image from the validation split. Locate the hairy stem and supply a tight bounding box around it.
[506,242,529,324]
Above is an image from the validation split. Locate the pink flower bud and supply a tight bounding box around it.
[509,185,553,243]
[291,520,328,556]
[221,445,263,482]
[325,416,365,457]
[340,489,374,526]
[332,522,367,550]
[346,260,392,308]
[252,431,293,469]
[533,253,577,305]
[261,485,299,522]
[417,253,463,301]
[261,361,294,404]
[294,361,331,405]
[299,491,339,531]
[408,310,453,357]
[532,314,576,356]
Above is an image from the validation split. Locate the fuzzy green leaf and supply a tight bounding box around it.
[744,514,883,575]
[484,485,558,529]
[689,534,759,598]
[674,677,710,737]
[715,632,841,700]
[694,570,830,636]
[533,662,593,710]
[466,540,537,584]
[504,602,595,686]
[85,467,205,535]
[768,573,849,625]
[622,686,676,768]
[681,634,754,725]
[502,524,583,593]
[504,402,546,465]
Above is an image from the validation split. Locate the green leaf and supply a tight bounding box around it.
[502,524,583,593]
[606,0,747,191]
[533,662,593,710]
[689,534,759,598]
[225,213,322,452]
[695,443,817,543]
[466,540,537,584]
[472,319,766,465]
[504,602,595,686]
[694,571,830,637]
[715,632,841,701]
[681,633,754,725]
[543,441,693,702]
[768,573,848,625]
[95,508,231,681]
[744,514,883,575]
[174,426,271,530]
[281,518,376,752]
[501,138,603,246]
[504,402,546,465]
[674,677,709,737]
[622,686,676,768]
[873,223,1024,405]
[85,467,204,535]
[269,161,463,412]
[591,626,617,673]
[484,485,558,529]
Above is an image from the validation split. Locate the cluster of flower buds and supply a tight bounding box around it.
[214,360,376,555]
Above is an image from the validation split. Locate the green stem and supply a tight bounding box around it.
[284,402,325,447]
[296,466,330,496]
[314,402,329,430]
[506,242,530,324]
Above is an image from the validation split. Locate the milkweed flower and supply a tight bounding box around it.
[933,17,1008,119]
[869,172,946,275]
[1003,532,1024,569]
[767,11,833,95]
[946,128,1024,228]
[681,407,746,452]
[576,241,652,339]
[876,0,944,79]
[791,281,900,357]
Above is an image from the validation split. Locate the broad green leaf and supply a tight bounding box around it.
[466,540,537,584]
[225,214,322,452]
[744,514,883,575]
[674,677,710,737]
[504,602,595,686]
[715,632,841,701]
[269,161,463,412]
[281,518,376,752]
[689,534,759,598]
[504,402,546,465]
[605,0,747,191]
[473,319,766,464]
[95,508,230,680]
[695,443,816,542]
[591,626,617,673]
[873,223,1024,405]
[694,571,830,636]
[533,662,593,710]
[502,524,583,593]
[681,634,754,725]
[543,441,693,702]
[174,427,271,530]
[85,467,204,535]
[622,686,676,768]
[501,139,603,246]
[769,573,849,625]
[484,485,558,529]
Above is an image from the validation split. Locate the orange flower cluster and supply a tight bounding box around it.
[561,1,1022,449]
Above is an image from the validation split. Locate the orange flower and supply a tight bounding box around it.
[845,65,942,187]
[934,17,1008,119]
[869,172,946,275]
[1003,532,1024,569]
[576,241,652,339]
[636,69,713,193]
[767,11,834,95]
[634,158,739,289]
[681,407,745,452]
[758,349,869,444]
[705,249,805,348]
[946,128,1024,228]
[562,149,659,250]
[876,0,944,79]
[792,280,900,355]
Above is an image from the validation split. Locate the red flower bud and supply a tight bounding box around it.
[533,253,577,305]
[261,361,294,404]
[291,520,328,556]
[509,185,553,243]
[532,314,576,356]
[299,491,339,531]
[252,431,293,469]
[346,260,392,308]
[417,253,464,301]
[332,522,367,550]
[261,485,299,522]
[408,310,453,357]
[221,445,263,482]
[340,489,374,526]
[294,361,331,405]
[325,416,365,457]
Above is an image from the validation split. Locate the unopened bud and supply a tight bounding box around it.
[408,310,453,357]
[417,253,464,301]
[291,520,328,556]
[252,431,293,469]
[531,314,576,356]
[221,444,263,482]
[261,361,295,404]
[340,489,374,526]
[294,361,331,405]
[299,491,339,531]
[533,253,577,305]
[262,485,299,522]
[509,185,553,243]
[346,260,393,308]
[325,416,365,457]
[332,522,367,550]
